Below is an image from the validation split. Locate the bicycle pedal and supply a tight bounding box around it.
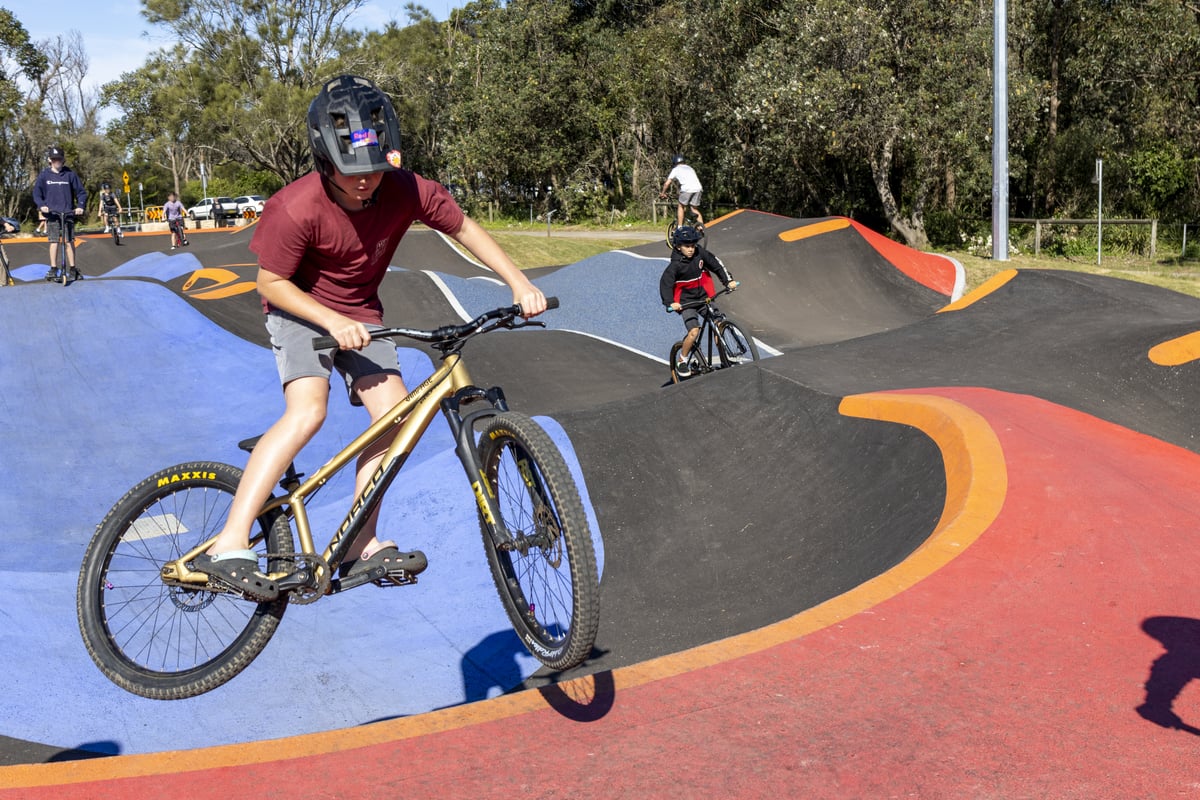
[377,570,419,587]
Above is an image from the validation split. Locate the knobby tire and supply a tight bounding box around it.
[477,412,600,671]
[77,462,293,699]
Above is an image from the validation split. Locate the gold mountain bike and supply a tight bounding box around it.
[77,299,601,699]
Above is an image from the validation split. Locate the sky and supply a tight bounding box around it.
[17,0,462,92]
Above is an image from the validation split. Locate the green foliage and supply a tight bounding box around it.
[5,0,1200,244]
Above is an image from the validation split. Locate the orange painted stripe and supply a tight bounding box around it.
[0,391,1007,789]
[778,218,850,242]
[1149,330,1200,366]
[938,268,1018,312]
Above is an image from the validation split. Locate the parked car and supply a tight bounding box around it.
[234,195,266,218]
[187,197,237,221]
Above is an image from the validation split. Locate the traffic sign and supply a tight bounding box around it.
[122,171,131,193]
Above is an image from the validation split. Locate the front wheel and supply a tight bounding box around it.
[76,462,293,699]
[716,319,760,367]
[477,412,600,671]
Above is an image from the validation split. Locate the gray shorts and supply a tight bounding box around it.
[266,311,401,407]
[678,191,702,208]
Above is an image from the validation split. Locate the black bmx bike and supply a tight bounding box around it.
[77,298,601,699]
[668,287,759,383]
[103,210,123,245]
[665,206,707,250]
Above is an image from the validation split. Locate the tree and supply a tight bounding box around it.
[138,0,371,183]
[0,7,49,219]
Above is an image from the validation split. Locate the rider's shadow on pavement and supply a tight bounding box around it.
[461,630,530,703]
[1137,615,1200,735]
[461,631,615,721]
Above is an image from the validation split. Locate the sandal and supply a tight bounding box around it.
[340,543,428,580]
[192,550,278,601]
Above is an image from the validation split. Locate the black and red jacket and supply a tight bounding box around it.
[659,245,735,306]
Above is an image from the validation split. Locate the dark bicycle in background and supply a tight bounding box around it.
[667,287,759,383]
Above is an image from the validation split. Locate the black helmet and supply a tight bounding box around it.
[101,181,111,190]
[672,154,685,166]
[46,146,64,160]
[308,75,402,177]
[672,225,702,247]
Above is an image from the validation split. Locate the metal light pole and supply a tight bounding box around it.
[992,0,1009,262]
[1094,158,1103,266]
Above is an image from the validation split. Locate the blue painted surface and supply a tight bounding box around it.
[0,276,602,755]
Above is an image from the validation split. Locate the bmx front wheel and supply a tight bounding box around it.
[477,412,599,671]
[76,461,293,699]
[716,319,760,366]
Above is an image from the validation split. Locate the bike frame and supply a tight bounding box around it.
[162,351,515,591]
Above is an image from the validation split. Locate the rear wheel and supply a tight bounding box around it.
[77,462,293,699]
[716,319,760,366]
[477,412,599,671]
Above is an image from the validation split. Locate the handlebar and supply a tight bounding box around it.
[312,296,559,353]
[665,285,738,313]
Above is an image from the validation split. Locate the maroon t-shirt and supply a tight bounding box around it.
[250,170,465,324]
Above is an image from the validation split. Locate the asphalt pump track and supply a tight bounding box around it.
[0,212,1197,797]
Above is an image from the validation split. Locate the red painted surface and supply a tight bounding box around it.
[6,387,1198,798]
[849,219,960,297]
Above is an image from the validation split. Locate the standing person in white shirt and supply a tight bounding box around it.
[659,153,705,230]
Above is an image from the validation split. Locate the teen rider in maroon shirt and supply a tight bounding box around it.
[193,75,547,599]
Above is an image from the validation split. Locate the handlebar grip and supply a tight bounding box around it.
[516,296,559,315]
[312,336,337,350]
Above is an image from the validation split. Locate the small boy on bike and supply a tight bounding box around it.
[659,225,738,377]
[98,182,123,238]
[194,74,546,600]
[163,192,189,249]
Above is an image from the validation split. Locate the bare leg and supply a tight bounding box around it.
[680,326,700,359]
[206,376,330,555]
[344,371,410,560]
[691,205,705,226]
[676,203,686,228]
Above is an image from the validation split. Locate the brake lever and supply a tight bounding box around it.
[506,318,547,330]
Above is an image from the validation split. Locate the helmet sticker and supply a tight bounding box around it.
[350,129,379,149]
[386,150,402,168]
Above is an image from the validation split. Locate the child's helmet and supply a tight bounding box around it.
[101,181,111,190]
[308,75,403,177]
[672,225,702,247]
[46,146,64,160]
[672,154,685,166]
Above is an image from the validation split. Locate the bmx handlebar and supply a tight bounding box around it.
[312,296,559,352]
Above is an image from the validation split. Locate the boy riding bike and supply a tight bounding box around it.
[659,225,738,377]
[98,182,123,241]
[194,74,546,600]
[163,192,189,249]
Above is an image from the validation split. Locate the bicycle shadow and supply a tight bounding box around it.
[462,632,614,721]
[1137,616,1200,735]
